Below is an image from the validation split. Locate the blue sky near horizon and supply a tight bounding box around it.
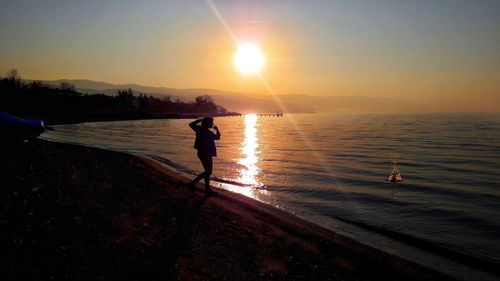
[1,0,499,108]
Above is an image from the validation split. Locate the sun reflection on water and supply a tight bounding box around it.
[222,114,265,198]
[238,114,261,187]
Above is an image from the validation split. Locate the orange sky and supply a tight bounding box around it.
[1,1,499,110]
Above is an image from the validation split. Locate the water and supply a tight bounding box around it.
[41,113,500,279]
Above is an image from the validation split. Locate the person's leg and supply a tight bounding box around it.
[187,152,207,191]
[189,172,205,186]
[201,156,213,191]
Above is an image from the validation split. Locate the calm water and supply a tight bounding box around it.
[41,113,500,278]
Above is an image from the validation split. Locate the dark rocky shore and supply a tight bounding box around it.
[0,139,455,281]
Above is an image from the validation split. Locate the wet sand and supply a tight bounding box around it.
[0,139,455,281]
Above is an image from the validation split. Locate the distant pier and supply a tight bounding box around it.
[227,113,284,117]
[257,113,283,117]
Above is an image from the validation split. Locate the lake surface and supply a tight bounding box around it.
[41,113,500,280]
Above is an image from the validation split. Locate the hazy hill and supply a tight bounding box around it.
[38,79,309,113]
[277,94,430,113]
[37,79,427,114]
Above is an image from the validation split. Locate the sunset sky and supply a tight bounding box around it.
[1,0,499,107]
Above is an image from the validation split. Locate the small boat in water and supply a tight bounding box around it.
[0,112,46,139]
[388,163,402,183]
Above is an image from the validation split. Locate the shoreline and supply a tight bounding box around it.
[144,153,500,272]
[144,153,500,281]
[1,138,458,280]
[36,113,242,126]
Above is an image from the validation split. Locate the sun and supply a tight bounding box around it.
[234,42,265,74]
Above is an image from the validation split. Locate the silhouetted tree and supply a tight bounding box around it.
[117,88,134,108]
[0,70,230,120]
[59,82,76,92]
[29,81,45,90]
[6,69,20,81]
[216,105,227,114]
[195,95,214,105]
[4,69,22,89]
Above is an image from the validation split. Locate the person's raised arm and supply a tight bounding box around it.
[189,119,202,131]
[213,125,221,140]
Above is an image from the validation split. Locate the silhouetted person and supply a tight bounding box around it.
[188,117,221,195]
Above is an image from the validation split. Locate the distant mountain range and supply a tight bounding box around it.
[36,79,430,114]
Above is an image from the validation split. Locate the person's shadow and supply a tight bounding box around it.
[164,191,209,278]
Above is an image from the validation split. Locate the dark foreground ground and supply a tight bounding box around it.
[0,139,455,281]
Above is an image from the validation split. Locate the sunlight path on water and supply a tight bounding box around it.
[204,0,358,212]
[257,77,348,186]
[222,114,268,198]
[237,114,261,187]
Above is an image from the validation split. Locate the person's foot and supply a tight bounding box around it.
[204,189,218,196]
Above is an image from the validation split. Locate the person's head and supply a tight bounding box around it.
[201,117,214,128]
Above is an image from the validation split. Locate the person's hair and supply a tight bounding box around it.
[201,117,214,128]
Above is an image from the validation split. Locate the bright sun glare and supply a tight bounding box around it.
[234,42,265,74]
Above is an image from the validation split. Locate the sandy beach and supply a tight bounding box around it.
[0,138,455,281]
